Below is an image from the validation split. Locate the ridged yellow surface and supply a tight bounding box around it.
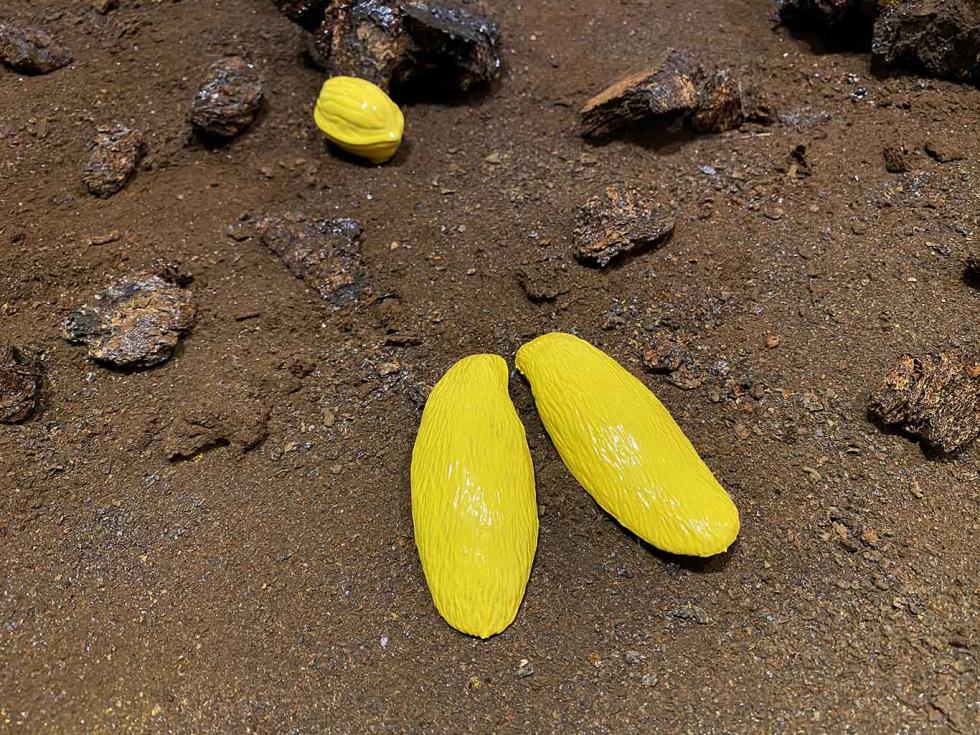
[515,332,739,557]
[313,76,404,163]
[411,354,538,638]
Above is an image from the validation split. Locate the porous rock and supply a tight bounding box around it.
[80,125,145,198]
[573,185,675,267]
[62,263,197,369]
[691,68,745,134]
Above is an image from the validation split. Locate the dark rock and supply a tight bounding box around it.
[0,346,42,424]
[924,140,965,163]
[254,213,369,306]
[642,329,705,390]
[870,352,980,454]
[274,0,332,30]
[0,23,73,74]
[883,145,911,173]
[776,0,878,28]
[872,1,980,86]
[691,68,744,133]
[62,263,197,369]
[965,254,980,287]
[190,57,263,139]
[296,0,500,93]
[742,83,776,124]
[579,48,704,139]
[573,185,675,267]
[80,126,145,198]
[163,387,269,460]
[517,256,571,303]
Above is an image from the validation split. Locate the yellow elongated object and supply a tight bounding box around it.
[515,332,739,557]
[411,354,538,638]
[313,76,404,163]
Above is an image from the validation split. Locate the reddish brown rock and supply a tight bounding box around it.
[579,48,704,139]
[0,346,42,424]
[254,213,369,306]
[80,126,145,198]
[163,387,269,460]
[691,69,745,134]
[870,352,980,454]
[0,23,73,75]
[642,329,705,390]
[62,263,197,369]
[190,57,263,139]
[573,185,675,267]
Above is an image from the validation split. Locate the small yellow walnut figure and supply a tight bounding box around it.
[313,76,404,164]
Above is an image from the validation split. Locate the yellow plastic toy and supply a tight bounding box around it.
[411,354,538,638]
[313,76,404,163]
[515,332,739,557]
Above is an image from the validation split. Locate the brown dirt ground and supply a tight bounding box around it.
[2,1,979,732]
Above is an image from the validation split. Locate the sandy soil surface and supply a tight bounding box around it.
[1,0,978,732]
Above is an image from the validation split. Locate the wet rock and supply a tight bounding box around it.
[0,23,73,75]
[190,57,263,139]
[641,329,705,390]
[579,48,704,139]
[254,213,369,306]
[80,126,145,198]
[295,0,501,93]
[62,263,197,369]
[776,0,878,28]
[870,352,980,454]
[691,68,744,133]
[573,185,675,267]
[517,255,571,303]
[883,145,911,173]
[0,347,42,424]
[872,1,980,86]
[163,388,269,460]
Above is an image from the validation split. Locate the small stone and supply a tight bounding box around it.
[485,151,502,164]
[0,23,73,74]
[883,146,911,173]
[691,68,744,134]
[190,57,263,139]
[253,212,369,307]
[0,346,42,424]
[516,659,534,678]
[640,673,659,687]
[623,650,645,665]
[870,352,980,454]
[765,335,780,349]
[669,604,710,625]
[573,185,675,267]
[517,255,570,303]
[81,126,145,198]
[163,387,270,460]
[579,48,704,138]
[62,263,197,369]
[924,141,964,164]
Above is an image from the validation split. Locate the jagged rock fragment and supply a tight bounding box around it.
[81,126,145,197]
[0,23,73,74]
[573,185,675,267]
[0,347,42,424]
[190,57,263,139]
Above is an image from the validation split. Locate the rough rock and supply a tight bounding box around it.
[62,263,197,369]
[870,352,980,454]
[883,145,911,173]
[517,256,571,303]
[274,0,332,30]
[573,185,675,267]
[924,140,965,163]
[0,346,42,424]
[691,68,745,133]
[190,57,263,139]
[579,48,704,139]
[163,388,269,460]
[965,254,980,287]
[295,0,500,92]
[872,1,980,86]
[0,23,73,74]
[642,329,705,390]
[80,126,145,198]
[254,213,369,306]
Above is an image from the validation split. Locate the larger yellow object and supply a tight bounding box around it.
[411,354,538,638]
[313,76,404,163]
[515,332,739,557]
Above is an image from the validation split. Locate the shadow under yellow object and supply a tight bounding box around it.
[516,332,739,557]
[411,354,538,638]
[313,76,404,163]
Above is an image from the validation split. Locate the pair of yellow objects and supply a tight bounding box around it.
[411,332,740,638]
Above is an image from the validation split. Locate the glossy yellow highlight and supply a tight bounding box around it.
[411,354,538,638]
[313,76,404,163]
[515,332,739,557]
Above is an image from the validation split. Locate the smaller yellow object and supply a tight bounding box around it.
[313,76,404,163]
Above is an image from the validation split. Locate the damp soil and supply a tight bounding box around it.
[1,1,978,732]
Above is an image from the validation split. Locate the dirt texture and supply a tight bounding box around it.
[1,1,979,733]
